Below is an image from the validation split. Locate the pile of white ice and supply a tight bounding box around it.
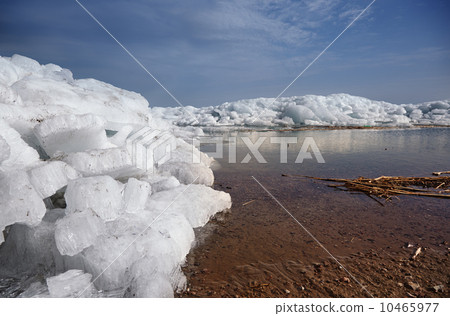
[152,94,450,127]
[0,55,231,297]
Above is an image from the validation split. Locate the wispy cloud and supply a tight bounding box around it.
[1,0,448,106]
[305,0,340,13]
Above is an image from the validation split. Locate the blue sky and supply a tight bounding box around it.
[1,0,449,107]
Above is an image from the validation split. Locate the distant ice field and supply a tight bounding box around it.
[152,94,450,127]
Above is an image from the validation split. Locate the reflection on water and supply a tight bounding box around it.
[202,128,450,178]
[183,127,449,298]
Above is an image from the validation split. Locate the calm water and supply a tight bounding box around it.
[202,127,450,178]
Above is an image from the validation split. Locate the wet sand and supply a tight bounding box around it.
[178,172,449,297]
[178,168,449,298]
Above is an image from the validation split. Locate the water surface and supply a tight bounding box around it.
[181,127,449,298]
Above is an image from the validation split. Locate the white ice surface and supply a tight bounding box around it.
[34,114,110,157]
[1,55,150,130]
[0,170,46,243]
[152,94,450,127]
[62,147,137,178]
[146,184,232,228]
[123,178,151,213]
[146,175,180,193]
[27,161,80,198]
[129,259,175,298]
[0,119,39,171]
[55,210,106,256]
[75,210,195,295]
[46,269,95,298]
[65,176,124,221]
[158,161,214,186]
[156,138,215,186]
[0,135,10,164]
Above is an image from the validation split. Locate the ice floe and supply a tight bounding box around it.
[0,55,231,297]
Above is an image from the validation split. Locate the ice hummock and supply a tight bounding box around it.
[152,94,450,127]
[34,114,110,157]
[0,54,232,298]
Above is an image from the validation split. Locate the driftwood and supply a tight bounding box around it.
[282,173,450,202]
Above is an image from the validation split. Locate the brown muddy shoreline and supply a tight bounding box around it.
[177,171,449,298]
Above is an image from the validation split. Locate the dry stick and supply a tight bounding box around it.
[347,183,450,198]
[435,182,446,189]
[284,174,449,187]
[282,174,450,199]
[354,182,443,197]
[374,175,445,181]
[242,200,256,206]
[348,181,431,193]
[387,189,450,199]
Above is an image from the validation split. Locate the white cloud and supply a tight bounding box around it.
[194,0,312,47]
[305,0,340,13]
